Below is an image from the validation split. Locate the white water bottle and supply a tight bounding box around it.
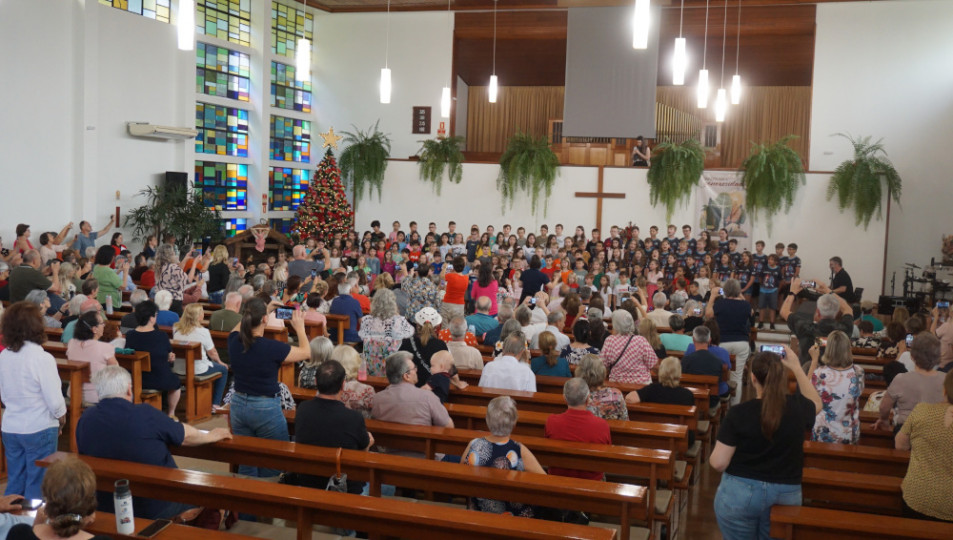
[105,295,114,315]
[114,479,135,534]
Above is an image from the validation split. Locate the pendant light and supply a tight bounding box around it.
[295,0,311,82]
[177,0,195,51]
[672,0,686,85]
[380,0,392,103]
[488,0,499,103]
[714,0,728,122]
[697,0,710,109]
[440,0,452,118]
[731,0,743,105]
[633,0,650,50]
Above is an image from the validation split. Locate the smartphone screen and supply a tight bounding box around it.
[719,288,725,296]
[310,269,317,278]
[939,301,950,309]
[693,308,702,315]
[137,519,173,538]
[276,307,294,320]
[905,334,914,346]
[629,286,639,293]
[530,298,537,305]
[760,344,786,357]
[13,498,44,511]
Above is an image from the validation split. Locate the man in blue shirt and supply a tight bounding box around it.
[70,219,113,255]
[329,276,363,343]
[466,296,498,337]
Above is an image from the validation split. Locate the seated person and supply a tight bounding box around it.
[530,331,572,377]
[545,377,611,480]
[153,290,179,327]
[660,314,692,352]
[625,357,696,446]
[852,320,881,348]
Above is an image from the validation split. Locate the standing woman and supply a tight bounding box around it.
[125,301,181,419]
[14,224,34,255]
[227,298,311,478]
[155,244,198,316]
[470,258,500,316]
[109,232,127,256]
[0,302,67,499]
[631,136,651,166]
[142,234,158,259]
[206,245,231,305]
[91,246,126,312]
[710,346,822,540]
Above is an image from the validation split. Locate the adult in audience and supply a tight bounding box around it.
[466,296,498,337]
[209,291,242,333]
[707,279,752,406]
[331,344,376,418]
[600,310,658,384]
[372,352,453,427]
[295,360,374,494]
[897,316,928,372]
[681,326,728,408]
[173,303,230,409]
[647,291,674,327]
[514,303,547,345]
[530,331,572,377]
[709,347,822,540]
[530,310,570,351]
[9,250,57,303]
[638,317,666,360]
[288,244,321,284]
[446,316,485,370]
[876,333,945,433]
[298,336,333,389]
[119,288,148,334]
[560,319,600,367]
[687,319,733,399]
[24,289,63,329]
[660,314,692,352]
[36,224,72,265]
[852,320,881,349]
[519,255,549,303]
[227,298,310,477]
[5,458,111,540]
[70,219,113,254]
[359,287,414,376]
[464,396,544,517]
[545,377,611,480]
[780,280,854,367]
[125,300,181,418]
[479,333,537,392]
[0,261,10,301]
[576,353,628,421]
[77,366,231,519]
[154,244,198,316]
[481,303,513,346]
[807,330,864,444]
[206,245,231,305]
[895,370,953,522]
[153,289,179,327]
[398,307,448,387]
[469,259,500,316]
[328,275,363,343]
[91,245,125,311]
[66,310,118,404]
[0,302,66,499]
[879,321,906,360]
[440,256,468,323]
[401,264,440,318]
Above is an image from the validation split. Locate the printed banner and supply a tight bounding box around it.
[695,171,752,252]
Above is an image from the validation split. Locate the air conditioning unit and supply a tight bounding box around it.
[127,122,198,140]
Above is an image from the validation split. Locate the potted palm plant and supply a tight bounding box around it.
[338,121,392,209]
[497,132,561,216]
[417,135,465,195]
[646,139,705,222]
[740,135,805,233]
[826,133,902,229]
[124,183,222,251]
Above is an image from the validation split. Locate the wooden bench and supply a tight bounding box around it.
[801,468,903,515]
[769,505,953,539]
[39,452,615,540]
[170,340,221,422]
[324,313,351,345]
[86,511,258,539]
[44,342,158,409]
[803,441,909,478]
[55,359,89,452]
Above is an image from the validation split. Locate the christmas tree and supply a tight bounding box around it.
[291,147,354,240]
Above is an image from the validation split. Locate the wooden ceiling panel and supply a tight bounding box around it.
[302,0,876,14]
[455,38,568,86]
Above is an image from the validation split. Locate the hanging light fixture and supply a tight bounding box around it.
[715,0,728,122]
[177,0,195,51]
[731,0,742,105]
[697,0,710,109]
[633,0,650,50]
[440,0,452,118]
[380,0,392,103]
[488,0,499,103]
[295,0,311,82]
[672,0,686,85]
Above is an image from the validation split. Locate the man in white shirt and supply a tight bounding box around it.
[479,333,536,392]
[648,291,675,328]
[515,304,547,344]
[531,311,571,351]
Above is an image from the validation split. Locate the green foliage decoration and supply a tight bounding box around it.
[497,132,561,216]
[338,121,391,209]
[740,135,805,233]
[826,133,902,230]
[124,183,222,252]
[417,136,465,195]
[646,139,706,222]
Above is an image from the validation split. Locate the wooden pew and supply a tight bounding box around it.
[801,468,903,515]
[55,359,89,452]
[325,313,350,345]
[43,342,157,409]
[172,435,650,540]
[170,340,220,422]
[803,441,909,478]
[39,453,615,540]
[769,505,953,539]
[87,511,258,540]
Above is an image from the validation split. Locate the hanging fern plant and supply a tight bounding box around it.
[826,133,902,230]
[646,139,705,222]
[741,135,805,233]
[338,121,391,209]
[417,136,465,195]
[498,132,561,216]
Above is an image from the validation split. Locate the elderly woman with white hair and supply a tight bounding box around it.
[153,289,179,327]
[25,289,64,329]
[359,288,414,377]
[331,344,376,418]
[298,336,334,389]
[599,310,658,384]
[463,396,545,517]
[576,353,628,421]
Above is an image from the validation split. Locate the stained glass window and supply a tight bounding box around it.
[223,218,248,237]
[196,43,250,102]
[269,167,311,211]
[269,218,296,234]
[270,116,311,162]
[197,0,251,47]
[195,161,248,211]
[271,1,313,59]
[99,0,171,23]
[195,103,249,157]
[270,62,312,113]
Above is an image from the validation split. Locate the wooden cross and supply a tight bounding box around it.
[574,166,626,232]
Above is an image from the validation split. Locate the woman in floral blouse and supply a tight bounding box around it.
[358,288,414,376]
[560,320,600,366]
[331,344,375,418]
[154,244,198,315]
[809,330,865,444]
[577,353,629,421]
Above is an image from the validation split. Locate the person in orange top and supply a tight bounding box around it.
[440,256,468,323]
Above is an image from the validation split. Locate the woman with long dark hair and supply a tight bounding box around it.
[710,347,822,539]
[470,257,499,316]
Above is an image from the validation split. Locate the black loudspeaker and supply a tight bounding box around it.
[165,171,188,202]
[878,295,919,316]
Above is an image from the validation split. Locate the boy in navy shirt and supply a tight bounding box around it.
[758,254,782,330]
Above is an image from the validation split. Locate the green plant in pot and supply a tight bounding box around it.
[740,135,805,233]
[339,121,392,209]
[826,133,902,229]
[646,138,705,222]
[417,135,465,195]
[124,183,222,252]
[498,132,560,216]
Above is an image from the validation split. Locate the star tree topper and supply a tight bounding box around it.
[320,126,343,150]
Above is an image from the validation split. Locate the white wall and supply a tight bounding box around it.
[811,0,953,295]
[314,11,453,159]
[355,164,886,298]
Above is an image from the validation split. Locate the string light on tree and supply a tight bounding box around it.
[290,144,354,241]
